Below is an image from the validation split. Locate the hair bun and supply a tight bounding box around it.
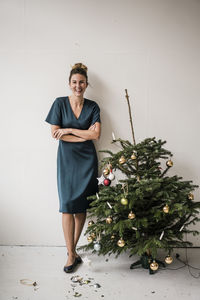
[71,63,88,72]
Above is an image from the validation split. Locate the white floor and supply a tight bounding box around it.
[0,246,200,300]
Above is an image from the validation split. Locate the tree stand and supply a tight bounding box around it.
[130,252,166,274]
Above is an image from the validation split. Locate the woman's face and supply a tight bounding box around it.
[69,73,88,98]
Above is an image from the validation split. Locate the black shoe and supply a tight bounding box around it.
[76,255,83,264]
[63,259,77,273]
[67,252,83,264]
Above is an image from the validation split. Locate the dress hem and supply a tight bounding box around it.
[59,210,87,214]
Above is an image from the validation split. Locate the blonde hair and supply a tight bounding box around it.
[71,63,88,72]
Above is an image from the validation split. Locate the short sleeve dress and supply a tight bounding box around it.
[45,96,101,213]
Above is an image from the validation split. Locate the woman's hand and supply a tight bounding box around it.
[53,128,71,139]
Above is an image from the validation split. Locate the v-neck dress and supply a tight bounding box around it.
[45,96,101,213]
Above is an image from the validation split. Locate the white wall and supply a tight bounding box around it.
[0,0,200,246]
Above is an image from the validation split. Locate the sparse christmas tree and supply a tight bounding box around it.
[79,90,200,274]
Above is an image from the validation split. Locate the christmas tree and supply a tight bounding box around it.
[79,90,200,274]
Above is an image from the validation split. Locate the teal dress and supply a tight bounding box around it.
[45,96,101,213]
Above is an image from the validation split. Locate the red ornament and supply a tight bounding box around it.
[103,178,111,186]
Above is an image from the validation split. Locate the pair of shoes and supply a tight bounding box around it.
[63,259,77,273]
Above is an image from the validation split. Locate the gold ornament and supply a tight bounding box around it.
[163,204,169,213]
[91,232,96,239]
[106,216,113,224]
[136,176,140,182]
[188,193,194,200]
[87,235,93,243]
[108,163,112,169]
[131,153,136,160]
[103,168,110,176]
[128,211,135,219]
[88,220,94,226]
[165,255,173,264]
[111,234,115,239]
[121,197,128,205]
[166,159,173,167]
[117,238,125,247]
[150,260,159,271]
[119,156,126,164]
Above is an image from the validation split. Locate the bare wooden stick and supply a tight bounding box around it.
[125,89,136,145]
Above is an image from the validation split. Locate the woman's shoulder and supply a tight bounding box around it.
[52,96,67,106]
[85,98,100,108]
[54,96,67,102]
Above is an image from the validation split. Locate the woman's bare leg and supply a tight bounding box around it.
[62,213,76,266]
[74,212,87,255]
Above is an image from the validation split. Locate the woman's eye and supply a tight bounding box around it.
[72,81,85,84]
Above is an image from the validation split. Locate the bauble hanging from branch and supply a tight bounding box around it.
[106,216,113,224]
[150,260,159,271]
[117,238,125,247]
[128,211,135,219]
[121,197,128,205]
[108,170,115,181]
[87,235,93,243]
[188,193,194,200]
[165,255,173,264]
[94,241,101,251]
[104,178,111,186]
[163,204,170,213]
[88,220,94,226]
[119,156,126,164]
[103,168,110,176]
[166,159,173,167]
[131,153,136,160]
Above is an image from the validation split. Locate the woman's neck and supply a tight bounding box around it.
[69,95,84,106]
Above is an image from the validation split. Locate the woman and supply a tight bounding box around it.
[45,63,101,273]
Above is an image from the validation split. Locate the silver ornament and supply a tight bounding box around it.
[94,283,101,288]
[108,172,115,181]
[94,242,101,251]
[71,275,83,283]
[97,175,105,185]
